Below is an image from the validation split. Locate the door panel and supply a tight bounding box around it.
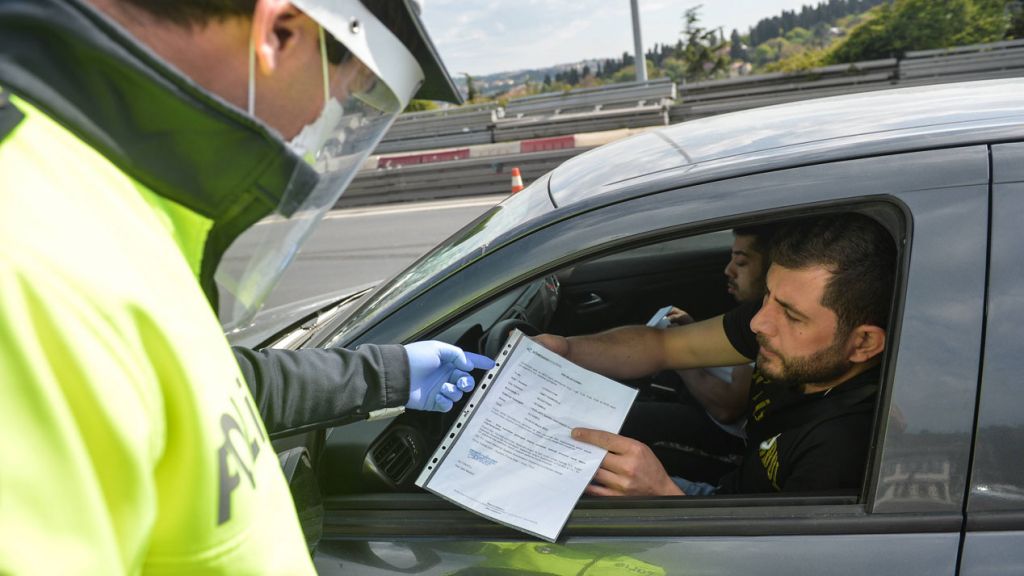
[960,531,1024,576]
[961,143,1024,575]
[316,534,960,576]
[968,142,1024,512]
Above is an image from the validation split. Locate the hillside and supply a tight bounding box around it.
[440,0,1024,106]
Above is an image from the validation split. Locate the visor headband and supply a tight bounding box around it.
[289,0,424,110]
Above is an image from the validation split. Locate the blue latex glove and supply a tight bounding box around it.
[404,341,496,412]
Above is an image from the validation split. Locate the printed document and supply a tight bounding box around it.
[415,330,637,542]
[646,305,674,329]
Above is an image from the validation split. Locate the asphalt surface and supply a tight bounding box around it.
[261,195,505,309]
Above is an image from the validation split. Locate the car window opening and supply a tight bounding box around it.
[319,205,903,515]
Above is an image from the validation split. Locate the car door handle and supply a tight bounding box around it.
[575,292,605,311]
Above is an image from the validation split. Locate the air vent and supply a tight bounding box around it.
[371,432,416,484]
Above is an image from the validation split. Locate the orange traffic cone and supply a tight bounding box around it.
[510,167,524,194]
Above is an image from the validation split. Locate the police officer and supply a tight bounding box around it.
[0,0,490,572]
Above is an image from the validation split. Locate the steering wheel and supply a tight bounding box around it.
[482,317,541,360]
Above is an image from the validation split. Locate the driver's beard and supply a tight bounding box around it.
[756,333,852,389]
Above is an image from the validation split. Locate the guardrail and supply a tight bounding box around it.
[339,147,583,207]
[504,77,676,117]
[672,58,897,122]
[494,105,668,142]
[898,38,1024,85]
[375,103,500,154]
[345,40,1024,208]
[373,78,676,153]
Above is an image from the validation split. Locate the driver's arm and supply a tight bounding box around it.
[534,314,748,380]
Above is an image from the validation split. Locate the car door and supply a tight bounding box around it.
[547,232,735,336]
[959,142,1024,575]
[315,146,989,576]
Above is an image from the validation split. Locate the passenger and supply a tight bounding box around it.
[536,214,896,496]
[622,226,775,484]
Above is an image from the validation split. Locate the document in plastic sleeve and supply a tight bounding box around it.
[415,329,638,542]
[646,305,674,328]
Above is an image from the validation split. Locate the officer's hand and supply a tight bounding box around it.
[571,428,684,496]
[404,341,495,413]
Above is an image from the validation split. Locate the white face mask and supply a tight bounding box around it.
[248,25,340,162]
[288,97,345,161]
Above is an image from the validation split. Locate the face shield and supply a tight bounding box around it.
[216,0,424,332]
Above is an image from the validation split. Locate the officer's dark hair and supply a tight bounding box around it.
[769,214,896,336]
[733,225,776,260]
[116,1,410,65]
[117,1,252,26]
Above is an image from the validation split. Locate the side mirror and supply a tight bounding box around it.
[278,446,324,555]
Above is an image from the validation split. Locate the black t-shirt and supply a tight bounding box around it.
[721,299,802,438]
[715,301,880,494]
[722,299,761,360]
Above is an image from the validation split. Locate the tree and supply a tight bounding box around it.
[543,73,552,86]
[729,28,746,60]
[675,5,730,82]
[785,26,813,45]
[828,0,1010,63]
[1011,1,1024,38]
[746,0,888,46]
[463,72,478,101]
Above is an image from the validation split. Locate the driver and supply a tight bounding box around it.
[536,214,895,496]
[1,0,491,573]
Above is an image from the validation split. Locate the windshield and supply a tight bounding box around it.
[325,175,555,346]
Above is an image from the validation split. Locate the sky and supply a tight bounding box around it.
[421,0,821,76]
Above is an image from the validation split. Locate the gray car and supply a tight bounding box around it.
[249,78,1024,575]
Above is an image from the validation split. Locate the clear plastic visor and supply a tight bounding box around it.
[217,41,419,332]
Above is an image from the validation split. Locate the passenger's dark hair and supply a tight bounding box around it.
[733,225,776,260]
[769,214,896,335]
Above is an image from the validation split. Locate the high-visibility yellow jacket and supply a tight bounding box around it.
[449,542,666,576]
[0,0,408,573]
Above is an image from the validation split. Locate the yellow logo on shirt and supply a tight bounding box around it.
[759,433,781,491]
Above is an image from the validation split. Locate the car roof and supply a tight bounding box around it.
[548,78,1024,208]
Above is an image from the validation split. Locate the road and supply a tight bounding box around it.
[262,195,505,309]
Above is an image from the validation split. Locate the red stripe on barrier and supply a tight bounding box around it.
[379,148,470,168]
[520,135,575,153]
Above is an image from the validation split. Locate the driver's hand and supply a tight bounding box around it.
[532,333,569,358]
[572,428,684,497]
[404,341,495,412]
